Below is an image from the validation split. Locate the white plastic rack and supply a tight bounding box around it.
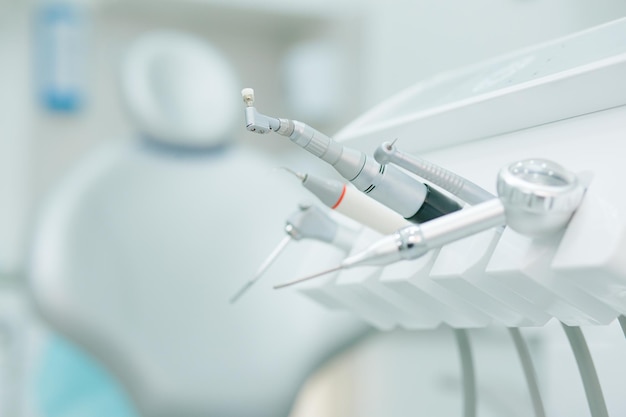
[293,18,626,330]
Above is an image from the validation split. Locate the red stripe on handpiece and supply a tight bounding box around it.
[331,185,347,209]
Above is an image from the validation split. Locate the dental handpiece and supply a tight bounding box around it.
[283,168,410,235]
[230,204,359,303]
[374,141,495,205]
[242,88,462,222]
[275,158,586,289]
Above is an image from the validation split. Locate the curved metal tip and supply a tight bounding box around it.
[278,167,307,182]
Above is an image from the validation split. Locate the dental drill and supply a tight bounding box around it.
[374,141,495,205]
[275,158,586,289]
[282,168,410,235]
[242,88,462,222]
[230,204,359,303]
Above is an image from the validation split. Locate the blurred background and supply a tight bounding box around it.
[1,0,626,416]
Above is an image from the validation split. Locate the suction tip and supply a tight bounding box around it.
[241,88,255,106]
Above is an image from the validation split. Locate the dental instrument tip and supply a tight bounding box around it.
[241,88,255,106]
[273,265,344,289]
[279,167,307,182]
[229,281,255,304]
[230,235,292,303]
[386,138,399,150]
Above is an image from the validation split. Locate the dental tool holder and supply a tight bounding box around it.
[292,134,626,329]
[265,17,626,329]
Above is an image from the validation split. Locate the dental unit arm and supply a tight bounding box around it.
[242,88,461,222]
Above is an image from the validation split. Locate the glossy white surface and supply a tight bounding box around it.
[337,17,626,155]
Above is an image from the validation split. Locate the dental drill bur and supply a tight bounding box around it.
[242,88,462,223]
[230,204,358,303]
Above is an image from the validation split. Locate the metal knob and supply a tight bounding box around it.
[497,158,585,237]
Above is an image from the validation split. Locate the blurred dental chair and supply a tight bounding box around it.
[27,31,366,417]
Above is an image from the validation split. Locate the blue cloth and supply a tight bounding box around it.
[35,336,139,417]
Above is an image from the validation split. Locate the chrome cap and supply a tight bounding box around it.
[497,158,585,237]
